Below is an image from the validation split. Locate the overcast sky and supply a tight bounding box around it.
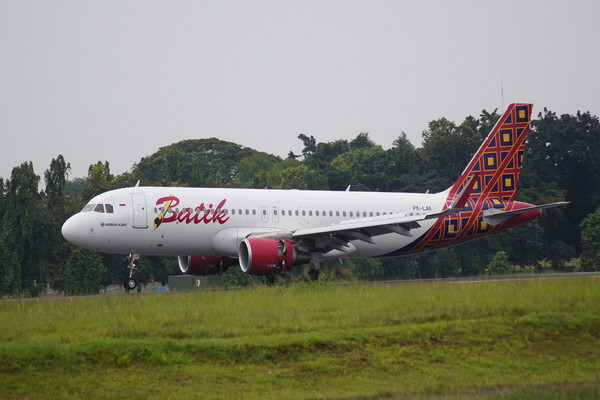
[1,0,599,182]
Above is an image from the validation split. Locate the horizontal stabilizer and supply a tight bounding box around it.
[483,202,569,226]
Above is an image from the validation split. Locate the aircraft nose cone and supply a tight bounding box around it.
[61,215,80,245]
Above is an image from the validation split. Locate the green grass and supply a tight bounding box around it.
[1,277,599,399]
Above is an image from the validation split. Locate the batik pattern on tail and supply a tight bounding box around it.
[404,103,533,255]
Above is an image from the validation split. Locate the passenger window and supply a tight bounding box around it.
[245,209,249,215]
[94,204,105,213]
[252,209,256,215]
[105,204,114,213]
[295,210,299,216]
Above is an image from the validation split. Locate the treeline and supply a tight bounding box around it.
[2,107,600,296]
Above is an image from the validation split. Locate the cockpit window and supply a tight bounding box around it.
[81,203,114,213]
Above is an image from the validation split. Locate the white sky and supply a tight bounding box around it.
[1,0,599,181]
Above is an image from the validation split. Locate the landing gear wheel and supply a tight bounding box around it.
[126,278,137,291]
[308,269,320,281]
[125,252,140,292]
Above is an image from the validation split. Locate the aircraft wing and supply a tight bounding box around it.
[249,206,463,253]
[249,175,477,253]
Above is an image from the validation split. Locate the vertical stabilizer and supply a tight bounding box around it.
[400,103,534,255]
[448,103,533,203]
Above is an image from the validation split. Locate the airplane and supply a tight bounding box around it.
[62,103,567,290]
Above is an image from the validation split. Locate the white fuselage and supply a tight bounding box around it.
[62,186,446,259]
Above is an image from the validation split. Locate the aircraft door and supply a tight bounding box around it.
[132,194,148,229]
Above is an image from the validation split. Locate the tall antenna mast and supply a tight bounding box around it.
[501,75,504,110]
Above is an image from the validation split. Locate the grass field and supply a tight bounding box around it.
[1,276,599,399]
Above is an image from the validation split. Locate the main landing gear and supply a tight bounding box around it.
[125,252,141,293]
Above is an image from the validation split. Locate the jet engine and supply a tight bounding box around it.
[177,255,235,276]
[238,238,310,275]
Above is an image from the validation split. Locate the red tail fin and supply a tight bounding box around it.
[447,103,533,203]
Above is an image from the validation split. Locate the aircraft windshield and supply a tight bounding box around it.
[81,203,114,213]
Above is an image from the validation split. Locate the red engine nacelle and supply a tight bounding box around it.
[178,255,235,276]
[239,238,310,275]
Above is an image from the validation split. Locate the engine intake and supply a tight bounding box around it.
[178,255,234,276]
[239,238,309,275]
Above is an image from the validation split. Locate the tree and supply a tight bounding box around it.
[64,248,106,295]
[544,240,575,271]
[81,161,113,201]
[278,164,326,190]
[487,251,510,275]
[44,155,70,204]
[233,153,281,188]
[330,145,388,191]
[43,155,74,289]
[294,135,350,190]
[527,109,600,252]
[580,208,600,271]
[165,146,181,184]
[297,134,317,158]
[1,162,42,295]
[352,258,384,281]
[419,117,460,185]
[497,222,544,269]
[419,109,500,187]
[223,267,258,287]
[350,132,376,150]
[388,133,419,179]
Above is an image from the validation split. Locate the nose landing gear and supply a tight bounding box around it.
[125,252,141,292]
